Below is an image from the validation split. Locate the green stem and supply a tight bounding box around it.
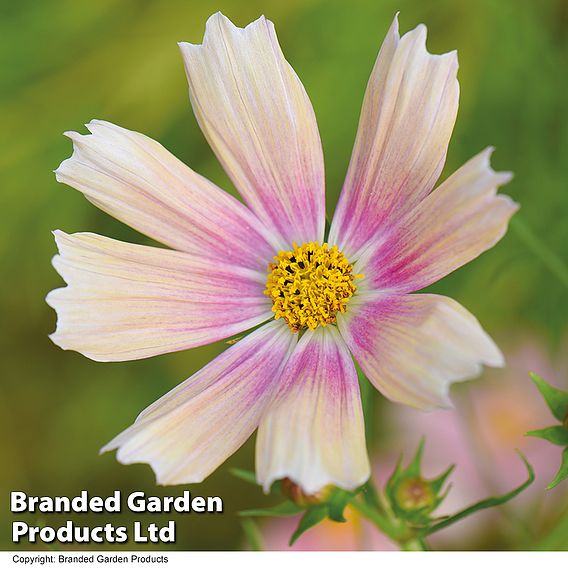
[240,518,264,551]
[400,538,428,551]
[533,506,568,550]
[351,498,429,551]
[350,498,399,541]
[511,217,568,289]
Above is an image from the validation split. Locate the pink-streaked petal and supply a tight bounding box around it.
[47,231,273,362]
[337,293,504,410]
[359,148,518,293]
[102,321,296,485]
[256,326,370,494]
[55,120,279,269]
[329,14,460,257]
[179,13,325,246]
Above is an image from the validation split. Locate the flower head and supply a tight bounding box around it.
[47,12,517,493]
[265,242,362,332]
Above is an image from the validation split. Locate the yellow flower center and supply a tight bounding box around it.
[264,241,361,332]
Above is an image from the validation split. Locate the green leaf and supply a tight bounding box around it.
[289,505,328,545]
[420,451,535,536]
[548,447,568,490]
[239,501,303,518]
[530,373,568,422]
[527,426,568,446]
[230,468,257,485]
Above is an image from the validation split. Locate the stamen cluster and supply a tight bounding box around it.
[265,242,360,332]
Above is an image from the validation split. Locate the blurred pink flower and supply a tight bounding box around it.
[383,335,568,545]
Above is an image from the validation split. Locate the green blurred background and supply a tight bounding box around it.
[1,0,567,551]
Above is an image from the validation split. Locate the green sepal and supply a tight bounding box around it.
[548,447,568,489]
[238,501,303,518]
[230,468,257,485]
[430,464,456,494]
[418,451,534,536]
[530,372,568,422]
[527,425,568,446]
[361,479,381,509]
[407,437,425,476]
[289,505,328,546]
[230,468,282,495]
[326,488,356,522]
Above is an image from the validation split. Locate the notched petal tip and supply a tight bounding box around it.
[499,171,515,185]
[203,11,244,44]
[413,22,428,39]
[62,130,82,141]
[182,11,273,55]
[99,435,120,456]
[385,12,400,42]
[480,146,515,185]
[179,9,325,247]
[406,21,458,62]
[85,119,108,133]
[51,228,69,246]
[101,438,192,488]
[420,390,454,412]
[482,336,505,368]
[47,329,64,350]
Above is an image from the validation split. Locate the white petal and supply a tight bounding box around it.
[256,326,370,494]
[102,321,296,485]
[179,13,325,246]
[55,120,279,269]
[47,231,272,361]
[338,293,504,409]
[359,148,517,292]
[330,14,459,257]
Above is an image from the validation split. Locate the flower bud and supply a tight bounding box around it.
[386,440,454,526]
[395,476,435,511]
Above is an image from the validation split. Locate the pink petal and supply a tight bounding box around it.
[179,13,325,247]
[359,148,517,292]
[47,231,273,362]
[256,326,370,494]
[55,120,278,270]
[329,14,459,257]
[102,321,296,485]
[337,293,504,409]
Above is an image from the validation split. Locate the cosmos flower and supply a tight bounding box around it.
[47,13,517,493]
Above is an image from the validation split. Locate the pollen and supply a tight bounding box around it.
[264,242,361,333]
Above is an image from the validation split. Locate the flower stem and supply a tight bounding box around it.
[400,538,428,551]
[240,518,264,551]
[533,506,568,550]
[349,498,398,540]
[350,498,429,550]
